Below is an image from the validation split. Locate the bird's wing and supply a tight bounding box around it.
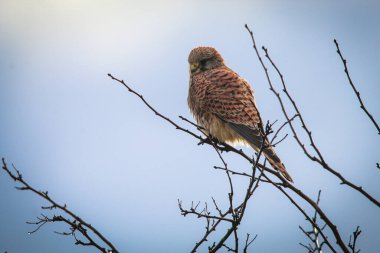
[203,67,266,149]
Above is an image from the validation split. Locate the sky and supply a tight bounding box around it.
[0,0,379,252]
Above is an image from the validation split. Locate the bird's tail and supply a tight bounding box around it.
[256,145,293,183]
[226,121,293,182]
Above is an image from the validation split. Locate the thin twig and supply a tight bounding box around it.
[243,233,257,253]
[348,226,362,253]
[1,158,118,253]
[334,39,380,135]
[299,190,325,253]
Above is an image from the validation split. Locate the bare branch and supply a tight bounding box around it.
[178,200,234,223]
[208,126,268,253]
[244,24,349,253]
[243,24,380,209]
[1,158,118,253]
[260,42,380,208]
[243,233,257,253]
[348,226,362,253]
[333,39,380,135]
[299,190,326,253]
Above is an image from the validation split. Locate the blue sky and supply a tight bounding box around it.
[0,0,379,252]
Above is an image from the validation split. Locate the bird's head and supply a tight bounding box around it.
[188,46,224,74]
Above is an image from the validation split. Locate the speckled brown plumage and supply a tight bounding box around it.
[188,46,293,182]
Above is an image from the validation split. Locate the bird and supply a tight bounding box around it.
[187,46,293,182]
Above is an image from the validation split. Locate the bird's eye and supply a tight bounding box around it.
[199,59,207,66]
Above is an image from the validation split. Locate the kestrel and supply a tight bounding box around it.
[187,46,293,182]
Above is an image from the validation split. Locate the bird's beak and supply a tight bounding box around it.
[190,63,199,72]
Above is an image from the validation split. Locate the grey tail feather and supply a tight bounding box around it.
[226,122,293,183]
